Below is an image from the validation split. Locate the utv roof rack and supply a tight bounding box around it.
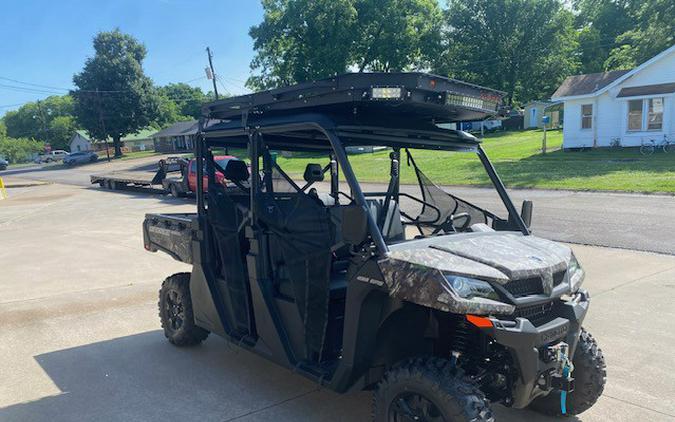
[199,73,507,152]
[202,72,506,124]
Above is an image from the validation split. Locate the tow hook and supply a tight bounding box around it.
[546,342,575,414]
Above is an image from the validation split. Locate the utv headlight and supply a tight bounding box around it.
[568,253,585,292]
[445,275,500,301]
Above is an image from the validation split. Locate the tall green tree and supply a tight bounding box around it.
[604,0,674,69]
[2,95,76,150]
[247,0,358,90]
[353,0,442,72]
[71,30,160,157]
[157,83,211,119]
[435,0,579,105]
[246,0,443,90]
[573,0,634,73]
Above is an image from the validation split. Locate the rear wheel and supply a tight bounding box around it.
[373,357,494,422]
[640,144,655,156]
[529,329,606,416]
[159,272,209,346]
[170,183,181,198]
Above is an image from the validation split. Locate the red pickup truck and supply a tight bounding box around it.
[163,155,236,197]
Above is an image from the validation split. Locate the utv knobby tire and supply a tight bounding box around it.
[159,272,209,346]
[373,357,494,422]
[530,329,606,416]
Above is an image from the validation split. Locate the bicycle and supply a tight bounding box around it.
[609,137,621,149]
[640,138,655,156]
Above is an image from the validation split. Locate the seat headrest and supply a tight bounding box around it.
[224,160,249,182]
[303,163,324,183]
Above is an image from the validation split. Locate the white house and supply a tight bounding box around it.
[69,130,92,152]
[552,44,675,149]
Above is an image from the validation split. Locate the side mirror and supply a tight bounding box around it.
[303,163,324,183]
[341,205,369,245]
[521,200,533,228]
[223,160,249,182]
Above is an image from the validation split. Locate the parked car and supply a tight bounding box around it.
[34,150,69,163]
[63,151,98,166]
[0,157,8,171]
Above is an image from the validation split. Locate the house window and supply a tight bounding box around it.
[647,98,663,130]
[581,104,592,129]
[628,100,643,131]
[627,97,664,131]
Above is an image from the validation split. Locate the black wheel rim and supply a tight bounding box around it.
[164,289,185,331]
[389,392,444,422]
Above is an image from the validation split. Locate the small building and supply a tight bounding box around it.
[552,44,675,149]
[523,101,555,129]
[151,120,199,153]
[69,130,92,152]
[70,128,156,153]
[122,128,156,152]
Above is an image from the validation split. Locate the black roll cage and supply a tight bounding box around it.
[195,113,530,259]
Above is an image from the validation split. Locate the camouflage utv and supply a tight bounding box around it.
[143,72,606,421]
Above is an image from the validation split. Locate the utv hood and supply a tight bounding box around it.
[379,232,573,315]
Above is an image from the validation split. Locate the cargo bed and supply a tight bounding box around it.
[143,213,198,264]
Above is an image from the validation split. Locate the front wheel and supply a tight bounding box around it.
[159,272,209,346]
[640,145,655,156]
[530,329,606,416]
[374,357,494,422]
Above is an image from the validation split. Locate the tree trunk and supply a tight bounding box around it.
[113,135,122,158]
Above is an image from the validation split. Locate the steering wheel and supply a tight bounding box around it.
[431,212,472,235]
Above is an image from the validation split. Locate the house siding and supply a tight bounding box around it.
[560,48,675,149]
[69,134,91,152]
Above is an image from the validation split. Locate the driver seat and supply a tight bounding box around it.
[366,199,405,242]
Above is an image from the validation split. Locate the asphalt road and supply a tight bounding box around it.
[3,157,674,255]
[1,182,674,421]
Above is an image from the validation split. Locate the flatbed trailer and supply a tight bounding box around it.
[90,157,187,192]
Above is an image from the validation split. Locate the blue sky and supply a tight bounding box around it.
[0,0,263,116]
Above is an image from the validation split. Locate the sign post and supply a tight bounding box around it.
[542,115,550,154]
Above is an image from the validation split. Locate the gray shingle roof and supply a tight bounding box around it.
[552,69,631,98]
[152,120,198,138]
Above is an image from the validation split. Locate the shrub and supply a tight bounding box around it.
[0,137,45,163]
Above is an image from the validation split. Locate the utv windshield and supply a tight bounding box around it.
[265,146,517,245]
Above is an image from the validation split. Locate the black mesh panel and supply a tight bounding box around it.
[256,192,334,360]
[407,150,488,230]
[207,184,252,336]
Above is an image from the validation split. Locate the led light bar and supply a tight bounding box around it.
[446,93,498,112]
[370,86,403,100]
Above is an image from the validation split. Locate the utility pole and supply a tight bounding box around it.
[96,88,111,162]
[206,47,219,100]
[35,100,50,148]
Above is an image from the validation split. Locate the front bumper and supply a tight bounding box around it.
[486,290,589,408]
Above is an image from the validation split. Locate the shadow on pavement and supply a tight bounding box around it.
[0,330,568,422]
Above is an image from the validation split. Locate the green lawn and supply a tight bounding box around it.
[275,129,675,194]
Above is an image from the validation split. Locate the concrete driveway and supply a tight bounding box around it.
[1,181,674,421]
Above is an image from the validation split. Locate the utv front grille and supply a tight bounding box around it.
[513,300,560,326]
[504,270,566,297]
[504,277,543,297]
